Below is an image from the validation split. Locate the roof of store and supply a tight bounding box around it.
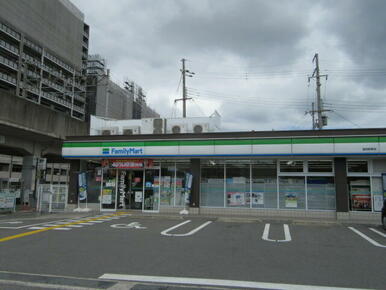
[65,127,386,142]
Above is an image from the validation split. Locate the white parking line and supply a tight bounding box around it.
[262,224,292,242]
[369,227,386,238]
[99,274,366,290]
[348,227,386,248]
[161,220,212,237]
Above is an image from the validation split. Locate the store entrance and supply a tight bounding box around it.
[124,170,144,210]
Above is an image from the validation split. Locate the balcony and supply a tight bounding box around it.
[24,39,42,54]
[0,39,19,56]
[74,93,86,102]
[0,71,16,85]
[44,51,74,74]
[41,91,72,108]
[22,53,41,68]
[42,78,64,93]
[0,55,18,70]
[0,22,21,41]
[73,104,85,113]
[24,84,40,96]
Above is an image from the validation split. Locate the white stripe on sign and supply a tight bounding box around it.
[99,274,367,290]
[369,227,386,238]
[348,227,386,248]
[161,220,212,237]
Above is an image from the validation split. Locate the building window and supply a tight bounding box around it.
[12,164,22,172]
[307,177,336,210]
[308,161,333,172]
[279,177,305,209]
[279,161,304,172]
[200,160,224,207]
[251,160,277,208]
[101,169,117,210]
[225,161,250,208]
[0,163,9,172]
[347,161,368,173]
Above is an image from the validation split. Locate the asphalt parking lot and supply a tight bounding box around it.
[0,212,385,289]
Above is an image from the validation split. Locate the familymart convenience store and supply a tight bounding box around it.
[62,129,386,220]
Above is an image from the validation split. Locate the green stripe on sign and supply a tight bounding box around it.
[214,139,251,145]
[251,138,291,145]
[334,137,379,143]
[145,141,179,146]
[292,138,333,144]
[179,140,214,146]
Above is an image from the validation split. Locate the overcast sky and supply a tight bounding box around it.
[72,0,386,131]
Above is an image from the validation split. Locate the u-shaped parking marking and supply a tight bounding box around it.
[262,224,291,242]
[161,220,212,237]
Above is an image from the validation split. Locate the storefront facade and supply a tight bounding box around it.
[62,129,386,220]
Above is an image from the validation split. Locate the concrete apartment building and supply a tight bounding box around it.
[86,54,159,121]
[0,0,89,207]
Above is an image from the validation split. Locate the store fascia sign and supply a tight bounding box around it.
[102,147,144,156]
[102,159,153,169]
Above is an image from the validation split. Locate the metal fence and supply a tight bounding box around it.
[37,184,68,213]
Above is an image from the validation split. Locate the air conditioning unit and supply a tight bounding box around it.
[153,118,164,134]
[100,127,119,135]
[193,123,209,133]
[171,124,187,134]
[122,126,140,135]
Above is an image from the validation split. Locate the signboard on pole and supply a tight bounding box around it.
[78,172,87,201]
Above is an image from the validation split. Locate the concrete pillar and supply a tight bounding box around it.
[190,159,201,208]
[334,158,349,213]
[21,156,37,206]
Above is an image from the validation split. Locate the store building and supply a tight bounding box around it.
[62,128,386,221]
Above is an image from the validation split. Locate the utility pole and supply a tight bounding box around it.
[308,53,329,130]
[174,58,194,118]
[182,58,187,118]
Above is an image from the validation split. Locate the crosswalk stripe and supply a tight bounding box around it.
[53,228,71,231]
[28,227,45,230]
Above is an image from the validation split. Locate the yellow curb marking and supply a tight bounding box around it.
[0,212,128,243]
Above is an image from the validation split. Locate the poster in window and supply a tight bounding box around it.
[352,194,371,210]
[252,192,264,205]
[135,191,143,202]
[228,192,245,206]
[102,189,112,204]
[285,193,298,208]
[373,195,384,212]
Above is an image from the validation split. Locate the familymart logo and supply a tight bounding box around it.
[102,147,143,156]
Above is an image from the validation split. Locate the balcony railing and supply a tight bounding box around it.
[0,22,21,41]
[24,39,42,54]
[0,55,18,70]
[44,51,74,73]
[42,78,64,93]
[0,39,19,55]
[0,71,16,85]
[41,91,72,108]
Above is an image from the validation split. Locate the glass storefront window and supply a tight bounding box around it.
[175,162,191,206]
[280,161,304,172]
[251,160,277,208]
[101,169,117,210]
[347,161,368,173]
[201,160,224,207]
[279,177,305,209]
[307,177,336,210]
[226,161,250,208]
[308,161,333,172]
[348,177,371,211]
[160,163,175,206]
